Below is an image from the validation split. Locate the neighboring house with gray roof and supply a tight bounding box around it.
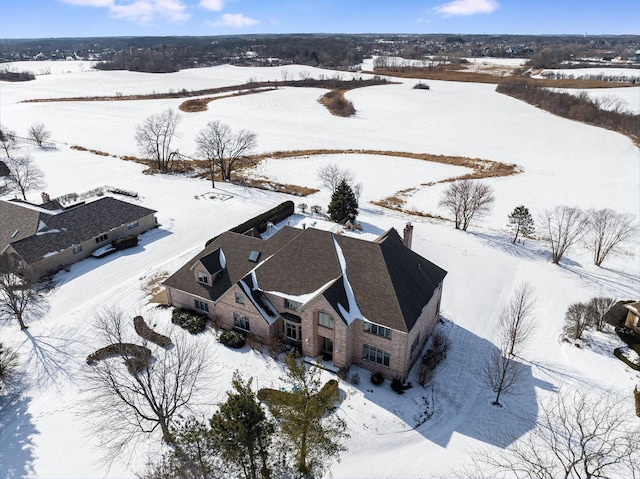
[0,196,157,277]
[164,223,447,380]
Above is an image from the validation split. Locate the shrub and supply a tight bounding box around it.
[413,82,430,90]
[370,371,384,385]
[220,330,246,349]
[133,315,171,347]
[613,346,640,371]
[391,376,405,394]
[171,308,208,334]
[349,372,360,385]
[112,234,138,251]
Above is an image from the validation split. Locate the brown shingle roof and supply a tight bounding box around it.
[3,197,156,264]
[166,225,447,333]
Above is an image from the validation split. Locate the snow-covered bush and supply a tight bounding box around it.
[171,308,208,334]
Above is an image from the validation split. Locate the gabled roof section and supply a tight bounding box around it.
[0,199,51,254]
[196,248,224,275]
[239,272,280,325]
[164,226,302,302]
[6,197,156,264]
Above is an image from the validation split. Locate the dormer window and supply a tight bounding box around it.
[197,271,209,284]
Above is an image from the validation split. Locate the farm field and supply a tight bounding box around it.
[0,60,638,479]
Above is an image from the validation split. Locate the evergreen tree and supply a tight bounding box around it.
[210,372,274,479]
[508,205,535,244]
[327,179,358,223]
[259,354,349,479]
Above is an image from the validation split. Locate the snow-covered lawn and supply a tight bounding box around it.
[0,62,638,479]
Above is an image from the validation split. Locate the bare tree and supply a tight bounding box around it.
[0,255,42,330]
[5,154,46,200]
[0,124,17,157]
[0,343,19,393]
[135,109,181,172]
[498,282,536,357]
[586,296,616,331]
[439,180,495,231]
[316,163,354,193]
[27,123,51,147]
[475,388,639,479]
[195,120,257,185]
[562,302,592,340]
[483,345,525,406]
[585,208,637,266]
[84,308,208,463]
[539,206,588,264]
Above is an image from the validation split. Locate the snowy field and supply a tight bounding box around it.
[0,61,639,479]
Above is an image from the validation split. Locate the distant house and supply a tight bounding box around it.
[624,302,640,334]
[0,195,157,277]
[164,223,447,380]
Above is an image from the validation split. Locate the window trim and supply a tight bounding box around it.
[284,321,302,341]
[364,322,392,340]
[233,312,250,332]
[284,298,302,311]
[363,344,390,367]
[318,311,333,329]
[194,299,209,312]
[72,244,83,255]
[410,335,420,358]
[197,271,209,284]
[235,291,244,304]
[95,233,108,244]
[127,220,139,230]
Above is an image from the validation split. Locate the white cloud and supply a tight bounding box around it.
[433,0,499,16]
[58,0,190,24]
[215,12,259,28]
[59,0,113,6]
[199,0,224,11]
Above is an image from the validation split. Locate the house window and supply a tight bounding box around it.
[284,298,302,311]
[364,322,392,340]
[197,271,209,284]
[410,335,420,358]
[363,344,390,367]
[127,221,139,230]
[285,322,301,341]
[72,244,83,255]
[194,299,209,312]
[318,312,333,329]
[95,233,108,244]
[234,312,250,332]
[235,292,244,304]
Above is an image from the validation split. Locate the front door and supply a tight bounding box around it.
[321,337,333,361]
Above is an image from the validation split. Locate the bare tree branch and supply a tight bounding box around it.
[196,120,256,185]
[4,154,46,201]
[499,282,536,357]
[539,205,588,264]
[585,208,637,266]
[316,163,354,193]
[135,109,181,172]
[439,180,495,231]
[27,123,51,147]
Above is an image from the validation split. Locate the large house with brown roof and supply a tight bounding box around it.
[164,223,447,380]
[0,196,157,277]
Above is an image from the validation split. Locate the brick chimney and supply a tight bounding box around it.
[403,222,413,249]
[41,192,50,204]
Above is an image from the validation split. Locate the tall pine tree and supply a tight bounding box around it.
[210,372,275,479]
[327,179,358,223]
[508,205,535,244]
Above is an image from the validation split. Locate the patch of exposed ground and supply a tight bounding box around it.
[369,67,636,89]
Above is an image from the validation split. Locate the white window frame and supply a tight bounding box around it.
[95,233,108,244]
[197,271,209,284]
[194,299,209,312]
[233,312,250,332]
[284,321,301,341]
[235,291,244,304]
[363,344,390,367]
[72,244,83,255]
[284,298,302,311]
[318,312,333,329]
[364,322,392,340]
[127,221,139,230]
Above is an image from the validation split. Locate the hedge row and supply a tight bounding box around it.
[206,201,294,246]
[86,343,152,374]
[112,234,138,250]
[133,315,172,347]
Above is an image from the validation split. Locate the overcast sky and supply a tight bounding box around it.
[2,0,639,39]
